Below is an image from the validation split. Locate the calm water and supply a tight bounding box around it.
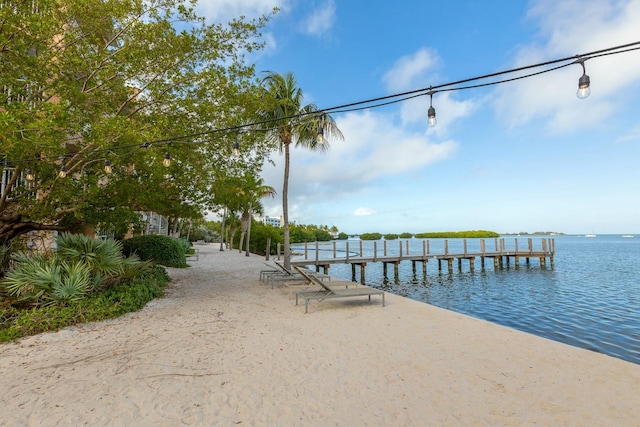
[293,235,640,365]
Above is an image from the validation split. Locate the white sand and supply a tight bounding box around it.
[1,243,639,426]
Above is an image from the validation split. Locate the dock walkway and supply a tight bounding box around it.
[288,238,555,284]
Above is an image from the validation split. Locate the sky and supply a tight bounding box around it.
[197,0,640,235]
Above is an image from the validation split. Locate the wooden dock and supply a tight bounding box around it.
[287,238,555,285]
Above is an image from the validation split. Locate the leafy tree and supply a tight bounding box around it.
[0,1,274,250]
[259,71,343,269]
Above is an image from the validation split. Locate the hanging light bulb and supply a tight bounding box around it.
[104,159,112,174]
[427,91,437,127]
[58,164,67,178]
[233,133,240,157]
[25,169,34,181]
[317,123,324,144]
[163,151,171,167]
[576,60,591,99]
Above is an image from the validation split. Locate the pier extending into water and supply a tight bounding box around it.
[286,238,555,284]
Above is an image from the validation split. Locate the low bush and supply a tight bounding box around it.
[122,235,188,268]
[0,265,169,342]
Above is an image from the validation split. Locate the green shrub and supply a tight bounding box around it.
[384,234,399,240]
[122,235,188,268]
[0,234,152,307]
[0,265,169,342]
[360,233,382,240]
[174,238,192,253]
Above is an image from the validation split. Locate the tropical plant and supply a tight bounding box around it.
[240,175,276,248]
[260,71,343,269]
[1,253,92,306]
[0,233,151,306]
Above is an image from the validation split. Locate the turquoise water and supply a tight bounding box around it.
[293,235,640,365]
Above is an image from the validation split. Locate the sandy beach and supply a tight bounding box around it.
[1,243,639,426]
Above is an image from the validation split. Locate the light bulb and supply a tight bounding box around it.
[104,159,112,174]
[427,106,437,127]
[163,152,171,167]
[577,73,591,99]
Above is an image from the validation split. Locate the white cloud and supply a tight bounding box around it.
[195,0,287,23]
[299,0,336,36]
[353,207,376,216]
[382,48,440,92]
[260,110,458,220]
[493,0,640,133]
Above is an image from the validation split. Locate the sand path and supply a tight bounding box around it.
[1,244,639,426]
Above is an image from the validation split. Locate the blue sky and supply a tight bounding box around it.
[198,0,640,235]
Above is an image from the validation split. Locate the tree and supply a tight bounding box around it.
[260,72,343,269]
[238,174,276,255]
[0,1,274,251]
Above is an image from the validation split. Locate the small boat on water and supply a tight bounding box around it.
[585,233,596,237]
[622,235,635,238]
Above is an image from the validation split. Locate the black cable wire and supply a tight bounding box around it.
[4,40,640,167]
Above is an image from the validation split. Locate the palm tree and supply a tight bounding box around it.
[238,174,276,256]
[260,71,343,269]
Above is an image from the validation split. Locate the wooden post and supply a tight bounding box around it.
[427,240,430,255]
[277,243,281,260]
[304,242,308,260]
[359,240,363,257]
[444,240,449,255]
[384,240,387,256]
[422,260,427,276]
[528,238,533,255]
[373,241,377,261]
[447,258,453,273]
[360,263,366,285]
[265,238,271,260]
[458,258,462,271]
[333,241,336,259]
[406,240,409,255]
[383,262,388,277]
[412,261,417,275]
[399,240,402,257]
[346,242,350,261]
[464,239,468,256]
[394,261,399,281]
[315,241,319,265]
[469,257,475,272]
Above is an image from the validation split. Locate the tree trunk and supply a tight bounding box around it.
[0,214,66,247]
[283,142,291,270]
[245,202,252,257]
[219,207,227,251]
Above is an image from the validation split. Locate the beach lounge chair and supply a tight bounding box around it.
[264,261,329,289]
[293,266,385,313]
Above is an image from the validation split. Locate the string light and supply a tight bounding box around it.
[104,159,112,174]
[576,59,591,99]
[163,151,171,167]
[2,41,638,171]
[317,122,324,144]
[233,133,240,157]
[58,164,67,178]
[427,91,437,127]
[25,169,34,181]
